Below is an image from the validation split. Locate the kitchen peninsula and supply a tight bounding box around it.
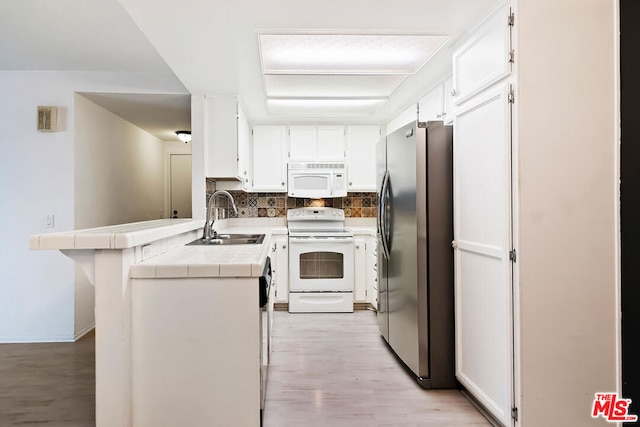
[29,219,285,427]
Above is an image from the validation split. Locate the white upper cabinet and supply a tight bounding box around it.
[289,125,345,161]
[236,104,251,190]
[288,126,316,161]
[419,83,445,122]
[452,4,513,105]
[206,97,239,179]
[317,126,346,161]
[205,97,251,190]
[346,125,380,191]
[251,125,288,192]
[418,76,454,124]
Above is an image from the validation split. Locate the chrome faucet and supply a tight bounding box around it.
[203,190,238,240]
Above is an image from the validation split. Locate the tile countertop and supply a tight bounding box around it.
[345,218,376,236]
[29,219,203,250]
[129,225,288,279]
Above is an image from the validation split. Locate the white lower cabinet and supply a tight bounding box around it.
[354,234,378,308]
[270,235,289,303]
[365,237,378,309]
[354,237,367,302]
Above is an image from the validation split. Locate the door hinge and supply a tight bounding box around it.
[509,49,515,64]
[509,249,517,263]
[508,87,515,104]
[512,407,519,421]
[508,10,515,27]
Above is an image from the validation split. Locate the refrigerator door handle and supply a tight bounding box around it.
[377,175,384,237]
[380,171,391,260]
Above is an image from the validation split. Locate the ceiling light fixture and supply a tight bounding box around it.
[175,130,191,143]
[266,98,386,116]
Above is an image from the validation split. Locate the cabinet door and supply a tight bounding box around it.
[347,125,380,191]
[452,3,513,105]
[365,237,378,309]
[317,125,345,161]
[288,126,317,161]
[274,237,289,303]
[418,83,444,122]
[252,126,288,192]
[236,104,252,190]
[354,237,367,302]
[206,97,238,178]
[453,82,513,425]
[443,76,454,124]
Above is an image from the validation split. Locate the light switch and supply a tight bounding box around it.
[44,214,54,228]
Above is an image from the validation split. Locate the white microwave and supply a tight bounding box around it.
[287,162,348,198]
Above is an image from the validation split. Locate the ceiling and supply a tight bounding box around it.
[79,93,191,142]
[0,0,498,129]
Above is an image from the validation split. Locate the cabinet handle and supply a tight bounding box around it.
[436,113,442,118]
[272,243,276,251]
[356,245,360,249]
[450,89,457,97]
[281,182,285,186]
[349,182,353,186]
[282,244,287,249]
[244,171,247,175]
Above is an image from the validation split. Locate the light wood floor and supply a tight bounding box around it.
[0,312,489,426]
[264,310,490,427]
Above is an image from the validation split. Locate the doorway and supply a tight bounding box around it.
[170,154,192,218]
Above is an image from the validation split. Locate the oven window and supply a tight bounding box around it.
[299,251,344,279]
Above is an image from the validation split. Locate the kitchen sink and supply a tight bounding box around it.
[186,234,265,246]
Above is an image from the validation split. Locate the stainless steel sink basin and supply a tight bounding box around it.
[186,234,265,246]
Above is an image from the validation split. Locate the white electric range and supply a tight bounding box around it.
[287,207,354,313]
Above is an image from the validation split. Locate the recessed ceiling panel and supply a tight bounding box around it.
[267,98,386,116]
[260,34,449,74]
[264,74,409,98]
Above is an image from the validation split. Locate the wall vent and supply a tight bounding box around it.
[37,106,57,132]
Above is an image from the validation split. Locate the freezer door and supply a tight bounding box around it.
[386,122,424,378]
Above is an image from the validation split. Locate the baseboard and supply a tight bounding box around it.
[74,323,95,341]
[0,335,75,343]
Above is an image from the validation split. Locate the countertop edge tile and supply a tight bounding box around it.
[188,264,221,278]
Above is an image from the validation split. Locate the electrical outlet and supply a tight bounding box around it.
[142,244,152,259]
[44,214,54,228]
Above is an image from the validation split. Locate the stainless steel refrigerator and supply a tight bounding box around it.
[376,121,456,389]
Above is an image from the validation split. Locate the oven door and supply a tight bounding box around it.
[288,236,354,292]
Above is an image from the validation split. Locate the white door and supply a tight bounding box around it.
[288,126,317,161]
[453,82,513,426]
[317,125,345,160]
[252,125,288,192]
[347,125,380,191]
[170,154,192,218]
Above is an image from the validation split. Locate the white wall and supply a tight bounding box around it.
[74,94,166,227]
[73,94,168,338]
[0,71,187,342]
[516,0,618,425]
